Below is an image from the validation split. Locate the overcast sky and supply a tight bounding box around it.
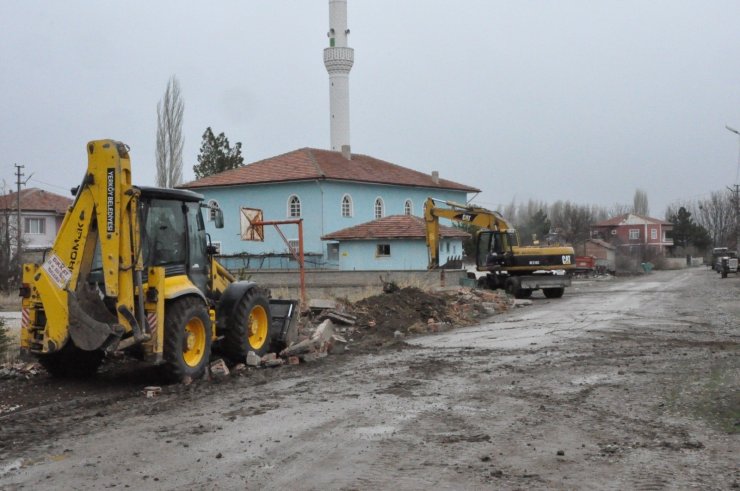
[1,1,739,218]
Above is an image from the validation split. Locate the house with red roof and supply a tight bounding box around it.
[179,147,479,270]
[321,215,468,270]
[590,213,673,255]
[0,188,72,255]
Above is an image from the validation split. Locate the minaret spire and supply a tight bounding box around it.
[324,0,354,153]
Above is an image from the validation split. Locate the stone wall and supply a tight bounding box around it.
[232,269,468,302]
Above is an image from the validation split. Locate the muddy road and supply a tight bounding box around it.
[1,267,738,490]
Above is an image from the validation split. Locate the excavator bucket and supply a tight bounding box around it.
[67,288,124,352]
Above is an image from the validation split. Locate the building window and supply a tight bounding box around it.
[327,243,339,261]
[374,197,384,219]
[376,243,391,257]
[404,199,413,216]
[445,241,450,253]
[24,217,45,235]
[288,195,301,218]
[629,229,640,240]
[287,239,300,260]
[207,199,220,222]
[651,228,657,240]
[341,194,353,217]
[210,241,222,254]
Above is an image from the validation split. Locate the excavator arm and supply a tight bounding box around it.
[21,140,146,355]
[423,197,518,269]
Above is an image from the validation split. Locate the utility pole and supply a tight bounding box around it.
[14,164,24,267]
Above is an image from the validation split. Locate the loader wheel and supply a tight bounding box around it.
[543,287,565,299]
[223,289,273,362]
[36,342,104,378]
[163,297,212,382]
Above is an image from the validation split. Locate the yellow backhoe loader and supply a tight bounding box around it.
[20,140,296,380]
[424,197,575,298]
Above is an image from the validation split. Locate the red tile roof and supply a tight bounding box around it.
[321,215,470,241]
[0,188,72,214]
[592,213,671,227]
[179,148,479,192]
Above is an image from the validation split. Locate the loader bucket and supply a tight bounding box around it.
[268,299,299,352]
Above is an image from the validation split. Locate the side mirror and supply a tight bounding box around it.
[213,208,224,229]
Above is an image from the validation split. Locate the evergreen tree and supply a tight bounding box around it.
[193,128,244,179]
[669,206,711,251]
[520,209,551,244]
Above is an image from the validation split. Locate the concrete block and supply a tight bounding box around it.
[210,359,230,377]
[308,299,337,310]
[261,352,277,363]
[246,351,261,367]
[287,356,300,365]
[264,358,284,368]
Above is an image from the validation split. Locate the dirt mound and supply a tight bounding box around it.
[331,287,510,352]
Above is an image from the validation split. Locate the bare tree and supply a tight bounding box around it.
[695,190,735,247]
[156,76,185,188]
[633,189,649,216]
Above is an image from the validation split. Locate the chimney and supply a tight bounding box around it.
[341,144,352,160]
[431,171,439,184]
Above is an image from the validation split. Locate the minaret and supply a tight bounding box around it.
[324,0,354,153]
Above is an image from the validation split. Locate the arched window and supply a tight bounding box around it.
[374,197,384,219]
[207,199,220,222]
[341,194,353,217]
[288,195,301,217]
[404,199,413,216]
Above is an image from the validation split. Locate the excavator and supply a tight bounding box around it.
[20,140,296,380]
[424,197,575,298]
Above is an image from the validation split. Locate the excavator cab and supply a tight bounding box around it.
[475,230,519,271]
[138,187,211,294]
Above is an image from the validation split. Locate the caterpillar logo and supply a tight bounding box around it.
[106,169,115,233]
[562,255,572,265]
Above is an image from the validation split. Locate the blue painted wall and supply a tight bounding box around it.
[199,180,469,269]
[336,238,463,270]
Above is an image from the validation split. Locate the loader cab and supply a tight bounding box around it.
[138,187,210,293]
[476,229,519,270]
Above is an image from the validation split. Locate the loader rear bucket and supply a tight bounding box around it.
[268,299,299,352]
[67,289,124,352]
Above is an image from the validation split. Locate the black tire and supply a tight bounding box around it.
[543,287,565,299]
[504,277,520,297]
[163,296,212,382]
[517,289,533,299]
[36,341,104,378]
[222,289,273,362]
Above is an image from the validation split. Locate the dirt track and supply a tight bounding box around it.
[0,267,738,490]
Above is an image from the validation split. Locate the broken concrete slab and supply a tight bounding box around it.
[280,337,320,357]
[327,334,347,354]
[308,299,337,311]
[311,319,335,344]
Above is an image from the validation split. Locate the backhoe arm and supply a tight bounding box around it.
[22,140,144,354]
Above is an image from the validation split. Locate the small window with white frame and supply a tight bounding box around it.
[341,194,353,217]
[651,228,657,240]
[287,239,300,260]
[629,228,640,240]
[404,199,413,215]
[207,199,220,222]
[376,243,391,257]
[24,217,46,235]
[288,195,301,218]
[374,197,384,219]
[210,241,222,254]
